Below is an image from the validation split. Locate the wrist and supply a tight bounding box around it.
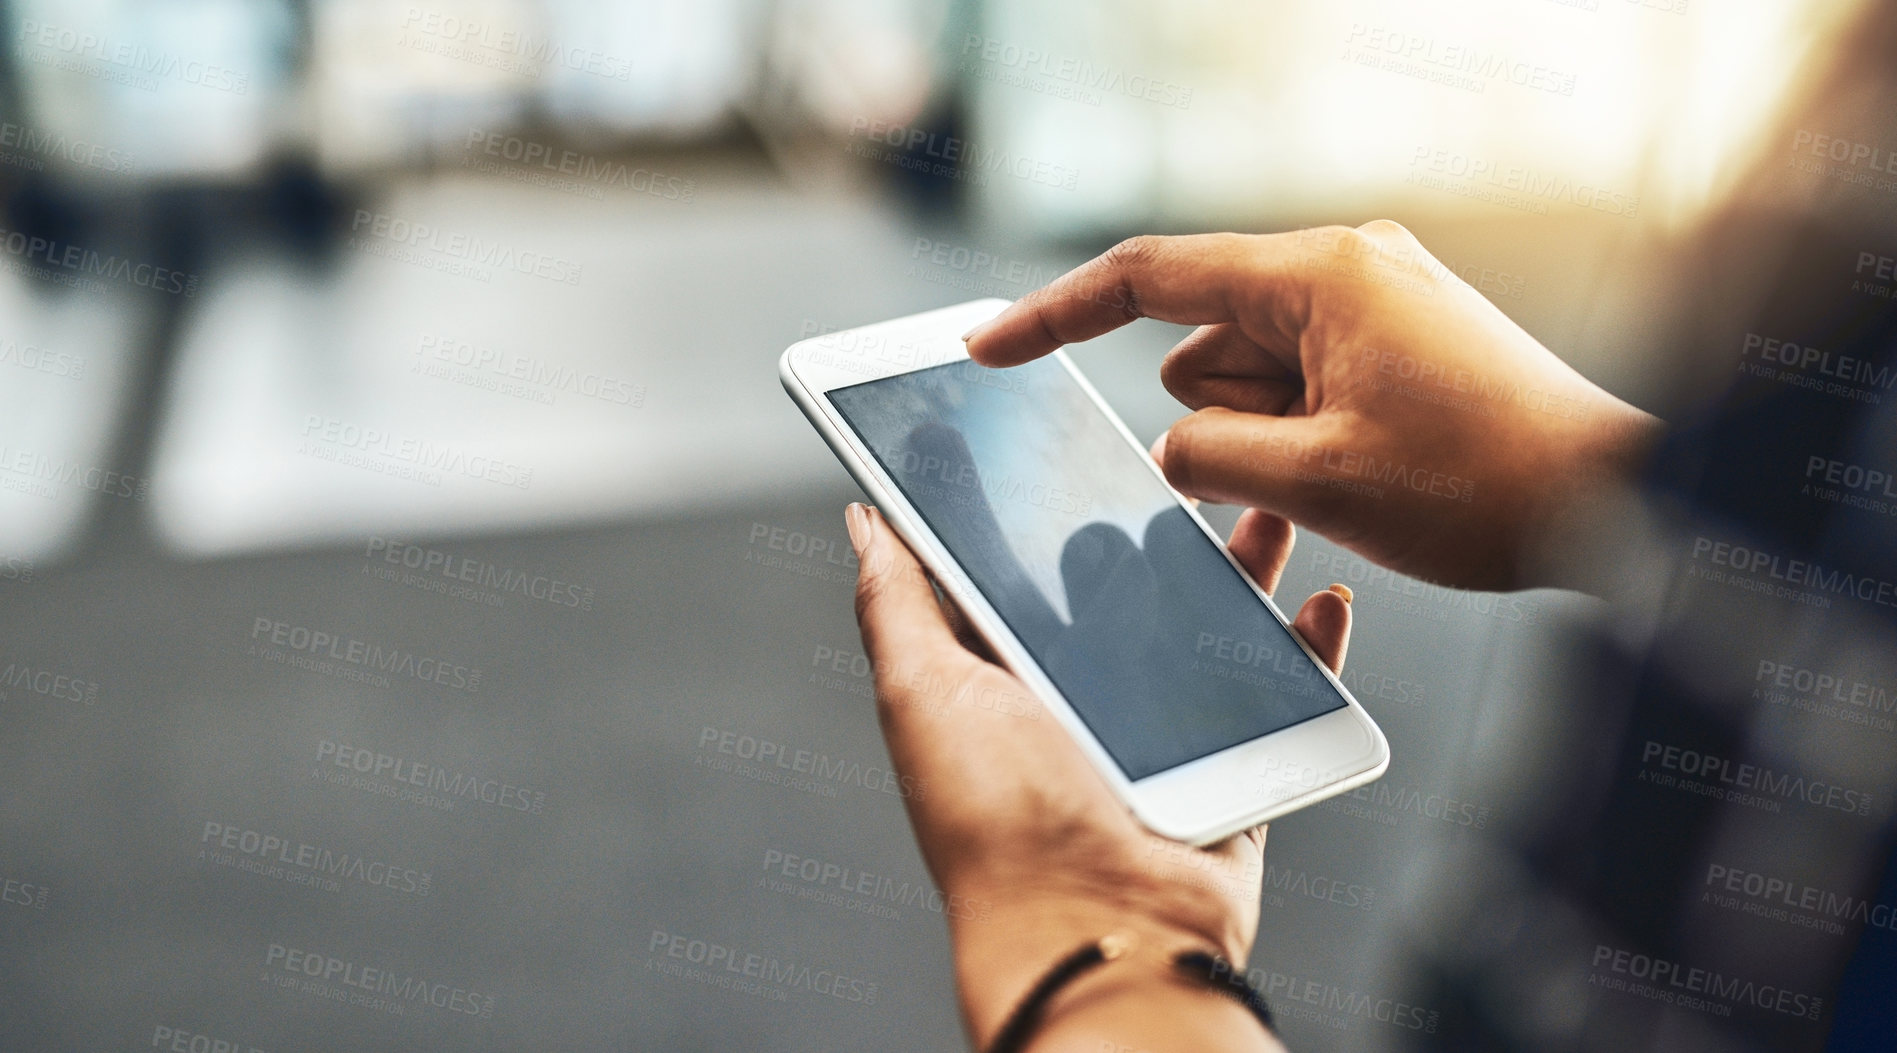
[1519,400,1665,594]
[1590,400,1665,491]
[1025,959,1287,1053]
[948,892,1227,1052]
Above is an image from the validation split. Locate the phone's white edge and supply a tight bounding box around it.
[780,299,1390,846]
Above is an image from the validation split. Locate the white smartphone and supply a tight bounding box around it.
[780,299,1389,845]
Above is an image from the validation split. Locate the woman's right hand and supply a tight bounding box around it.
[964,222,1662,592]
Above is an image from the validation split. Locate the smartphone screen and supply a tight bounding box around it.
[829,356,1347,781]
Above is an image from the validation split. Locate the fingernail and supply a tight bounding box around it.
[844,502,872,556]
[1148,431,1169,466]
[961,319,992,342]
[1328,583,1353,604]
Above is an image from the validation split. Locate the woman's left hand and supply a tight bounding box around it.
[844,501,1353,1050]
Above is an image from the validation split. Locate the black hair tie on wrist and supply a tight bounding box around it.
[983,938,1275,1053]
[984,941,1113,1053]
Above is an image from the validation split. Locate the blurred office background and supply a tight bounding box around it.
[0,0,1890,1050]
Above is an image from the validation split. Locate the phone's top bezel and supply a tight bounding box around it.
[780,299,1388,844]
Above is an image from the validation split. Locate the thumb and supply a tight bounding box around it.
[846,503,975,698]
[1155,407,1353,524]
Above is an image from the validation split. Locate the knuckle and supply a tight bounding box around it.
[1103,234,1162,269]
[1095,236,1162,318]
[1357,218,1416,244]
[1326,224,1377,259]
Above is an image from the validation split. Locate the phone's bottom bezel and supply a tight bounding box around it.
[1128,706,1391,846]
